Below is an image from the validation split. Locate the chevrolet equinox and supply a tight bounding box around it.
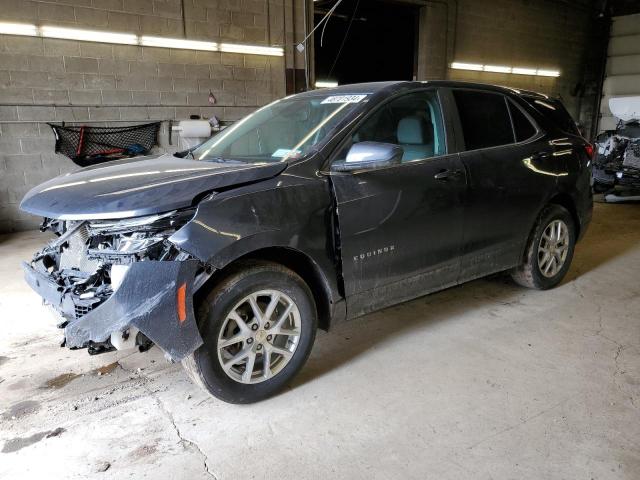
[21,81,593,403]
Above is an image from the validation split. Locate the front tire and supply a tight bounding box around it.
[511,204,576,290]
[183,261,317,404]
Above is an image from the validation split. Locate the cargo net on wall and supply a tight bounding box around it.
[48,122,161,167]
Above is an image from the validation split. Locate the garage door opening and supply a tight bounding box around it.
[313,0,419,87]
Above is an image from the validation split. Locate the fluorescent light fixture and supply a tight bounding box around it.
[452,62,561,77]
[41,25,137,45]
[0,22,38,36]
[536,69,560,77]
[512,67,538,75]
[315,80,338,88]
[220,43,284,56]
[483,65,512,73]
[0,23,284,57]
[141,36,217,51]
[451,62,483,71]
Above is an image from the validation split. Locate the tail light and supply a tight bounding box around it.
[584,143,594,159]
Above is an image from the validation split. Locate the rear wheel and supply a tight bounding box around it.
[511,204,576,290]
[182,261,317,404]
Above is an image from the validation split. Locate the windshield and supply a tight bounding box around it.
[192,94,368,163]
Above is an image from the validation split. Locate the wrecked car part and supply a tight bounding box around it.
[20,154,287,220]
[623,140,640,170]
[110,327,139,350]
[593,124,640,194]
[609,96,640,123]
[64,260,201,360]
[594,98,640,196]
[24,259,201,361]
[110,264,129,291]
[603,192,640,203]
[23,209,205,360]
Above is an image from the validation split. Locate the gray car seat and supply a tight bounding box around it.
[396,116,434,162]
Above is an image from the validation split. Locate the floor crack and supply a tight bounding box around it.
[581,289,637,409]
[130,367,218,479]
[467,395,575,450]
[152,391,217,479]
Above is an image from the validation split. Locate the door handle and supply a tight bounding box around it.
[530,151,549,161]
[434,169,462,180]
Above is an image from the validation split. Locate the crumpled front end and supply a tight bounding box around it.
[593,122,640,195]
[22,210,205,361]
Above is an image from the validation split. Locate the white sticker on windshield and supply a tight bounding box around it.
[272,148,301,158]
[321,94,367,104]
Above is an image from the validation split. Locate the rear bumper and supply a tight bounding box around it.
[575,168,593,242]
[23,259,203,361]
[577,196,592,242]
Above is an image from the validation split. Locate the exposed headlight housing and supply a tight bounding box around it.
[87,209,195,236]
[86,208,196,261]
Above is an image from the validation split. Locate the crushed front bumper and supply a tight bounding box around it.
[23,259,203,361]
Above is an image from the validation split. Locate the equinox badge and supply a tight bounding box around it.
[353,245,395,262]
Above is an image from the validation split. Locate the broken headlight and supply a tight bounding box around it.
[86,208,195,262]
[87,209,195,236]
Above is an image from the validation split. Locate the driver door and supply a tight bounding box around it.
[328,89,468,318]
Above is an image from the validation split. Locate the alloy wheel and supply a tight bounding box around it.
[537,219,570,278]
[216,289,301,384]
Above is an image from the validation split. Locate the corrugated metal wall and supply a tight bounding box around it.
[599,13,640,132]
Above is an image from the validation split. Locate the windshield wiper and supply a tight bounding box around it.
[173,148,196,159]
[206,157,245,164]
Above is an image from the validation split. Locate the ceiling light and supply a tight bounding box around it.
[219,43,284,56]
[451,62,483,71]
[41,25,137,45]
[141,36,217,51]
[536,69,560,77]
[315,80,338,88]
[0,22,38,36]
[483,65,512,73]
[512,67,538,75]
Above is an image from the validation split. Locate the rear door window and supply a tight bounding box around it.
[452,90,513,150]
[508,101,537,142]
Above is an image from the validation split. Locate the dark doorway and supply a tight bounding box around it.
[313,0,419,86]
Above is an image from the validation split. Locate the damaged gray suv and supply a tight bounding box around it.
[21,81,593,403]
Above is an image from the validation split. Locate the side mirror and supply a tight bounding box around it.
[331,141,403,172]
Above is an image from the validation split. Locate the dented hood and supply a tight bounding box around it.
[20,154,287,220]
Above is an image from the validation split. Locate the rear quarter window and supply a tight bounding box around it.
[523,96,579,135]
[452,90,514,150]
[508,101,537,142]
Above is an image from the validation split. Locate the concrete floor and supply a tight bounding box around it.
[0,202,639,480]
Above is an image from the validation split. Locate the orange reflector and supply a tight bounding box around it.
[177,282,187,324]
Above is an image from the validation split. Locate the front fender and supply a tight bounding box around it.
[169,175,333,269]
[168,175,346,326]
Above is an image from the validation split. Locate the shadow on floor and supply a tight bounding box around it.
[565,203,640,280]
[292,274,523,390]
[292,203,640,391]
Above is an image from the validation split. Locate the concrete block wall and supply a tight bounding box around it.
[0,0,306,233]
[418,0,602,137]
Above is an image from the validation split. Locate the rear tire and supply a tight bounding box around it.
[511,204,576,290]
[182,260,317,404]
